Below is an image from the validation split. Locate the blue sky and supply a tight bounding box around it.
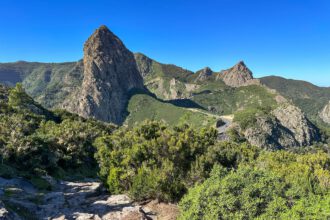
[0,0,329,86]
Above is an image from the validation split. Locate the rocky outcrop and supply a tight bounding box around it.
[242,104,320,149]
[194,67,213,82]
[272,104,320,146]
[320,101,330,124]
[0,177,178,220]
[244,116,298,150]
[218,61,259,87]
[134,53,153,78]
[64,25,144,124]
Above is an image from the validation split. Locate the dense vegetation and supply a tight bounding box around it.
[1,84,330,219]
[179,149,330,219]
[233,105,274,130]
[0,84,114,183]
[95,120,220,202]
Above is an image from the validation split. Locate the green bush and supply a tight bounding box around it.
[179,149,330,219]
[94,120,218,202]
[233,105,273,130]
[0,85,115,179]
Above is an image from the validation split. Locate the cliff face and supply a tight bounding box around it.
[65,25,144,124]
[243,104,320,149]
[134,53,153,78]
[219,61,259,87]
[320,101,330,124]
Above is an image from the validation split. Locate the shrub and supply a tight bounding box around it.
[179,165,286,220]
[234,106,273,130]
[94,120,218,202]
[180,149,330,219]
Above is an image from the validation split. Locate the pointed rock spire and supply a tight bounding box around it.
[67,25,144,124]
[232,61,249,72]
[220,61,255,87]
[195,67,213,82]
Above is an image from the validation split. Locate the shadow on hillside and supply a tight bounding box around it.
[121,88,206,124]
[127,88,205,109]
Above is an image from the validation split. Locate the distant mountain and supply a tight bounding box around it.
[134,52,196,100]
[0,61,83,108]
[0,25,326,149]
[260,76,330,125]
[218,61,259,87]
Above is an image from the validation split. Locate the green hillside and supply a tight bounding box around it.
[125,92,217,127]
[0,61,83,108]
[134,53,196,99]
[191,83,277,115]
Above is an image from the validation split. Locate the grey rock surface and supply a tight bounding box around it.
[243,104,320,149]
[218,61,259,87]
[64,25,144,124]
[320,101,330,124]
[134,53,153,78]
[0,177,177,220]
[272,104,320,146]
[194,67,213,82]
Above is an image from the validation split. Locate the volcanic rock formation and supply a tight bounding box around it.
[219,61,259,87]
[65,25,144,124]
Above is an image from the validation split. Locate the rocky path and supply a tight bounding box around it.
[0,177,178,220]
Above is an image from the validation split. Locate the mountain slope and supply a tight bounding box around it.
[0,61,83,108]
[260,76,330,124]
[134,53,196,100]
[126,92,217,127]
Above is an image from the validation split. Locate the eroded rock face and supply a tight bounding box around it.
[243,104,320,149]
[244,116,298,150]
[134,53,153,78]
[219,61,259,87]
[65,25,144,124]
[320,101,330,124]
[194,67,213,82]
[273,104,320,146]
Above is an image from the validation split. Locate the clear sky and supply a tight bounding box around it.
[0,0,329,86]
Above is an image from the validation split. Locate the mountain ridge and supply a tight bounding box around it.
[0,25,327,149]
